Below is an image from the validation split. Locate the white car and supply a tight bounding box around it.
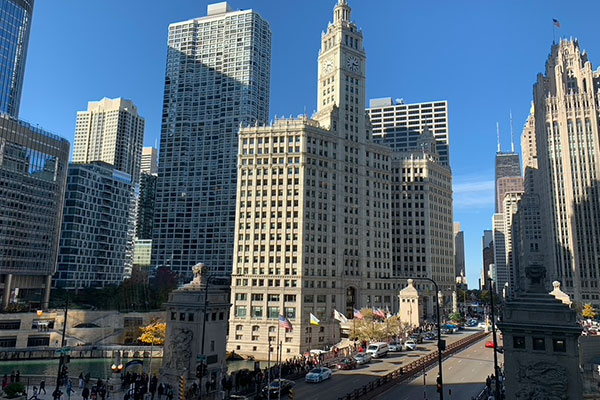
[404,340,417,351]
[477,322,487,329]
[354,352,372,365]
[305,367,332,383]
[388,343,402,352]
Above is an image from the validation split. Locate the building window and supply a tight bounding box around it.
[532,337,545,351]
[552,338,566,352]
[284,307,296,320]
[251,307,263,318]
[235,306,247,318]
[188,313,194,322]
[513,336,525,349]
[268,307,279,319]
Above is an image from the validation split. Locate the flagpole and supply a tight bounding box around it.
[278,340,282,400]
[267,336,271,400]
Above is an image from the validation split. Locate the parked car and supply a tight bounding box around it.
[388,342,402,352]
[305,367,332,383]
[366,342,389,358]
[404,340,417,350]
[485,340,496,348]
[337,357,357,370]
[261,379,295,398]
[354,352,372,365]
[477,322,487,329]
[409,334,424,344]
[424,332,437,340]
[443,324,459,333]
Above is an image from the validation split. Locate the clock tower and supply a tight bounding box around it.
[315,0,367,143]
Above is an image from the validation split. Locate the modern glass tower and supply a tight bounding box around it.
[0,0,34,118]
[153,2,271,277]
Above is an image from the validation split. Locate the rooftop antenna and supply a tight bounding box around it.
[497,122,501,153]
[510,109,515,153]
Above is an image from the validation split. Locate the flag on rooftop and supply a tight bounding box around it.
[279,315,293,331]
[310,313,320,326]
[552,18,561,28]
[333,309,349,324]
[353,309,364,320]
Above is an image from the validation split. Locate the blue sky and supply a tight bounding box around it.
[19,1,600,289]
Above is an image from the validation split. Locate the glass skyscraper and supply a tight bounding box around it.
[0,0,34,118]
[153,2,271,277]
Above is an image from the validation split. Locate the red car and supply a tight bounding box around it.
[485,341,496,348]
[337,357,357,370]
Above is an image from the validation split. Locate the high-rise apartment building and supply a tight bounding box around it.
[388,131,455,316]
[527,39,600,307]
[454,222,465,279]
[141,147,158,175]
[55,162,133,289]
[73,98,145,184]
[0,0,34,118]
[228,0,393,360]
[153,2,272,277]
[367,98,450,165]
[0,115,69,308]
[136,173,156,240]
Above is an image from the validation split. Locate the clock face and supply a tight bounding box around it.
[346,55,360,72]
[323,58,334,73]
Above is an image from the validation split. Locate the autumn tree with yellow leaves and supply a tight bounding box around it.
[138,320,167,346]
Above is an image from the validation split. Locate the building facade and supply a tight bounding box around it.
[454,222,465,280]
[228,0,394,360]
[153,2,272,278]
[481,229,494,289]
[136,172,156,241]
[528,39,600,307]
[367,98,451,165]
[494,152,522,213]
[0,115,69,309]
[0,0,34,118]
[55,162,133,289]
[141,147,158,175]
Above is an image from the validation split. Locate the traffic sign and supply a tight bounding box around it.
[196,354,206,362]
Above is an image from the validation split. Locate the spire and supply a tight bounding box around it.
[497,122,501,153]
[334,0,351,23]
[510,109,515,153]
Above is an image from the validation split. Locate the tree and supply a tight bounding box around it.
[138,319,167,346]
[449,312,464,324]
[350,308,414,342]
[582,303,597,320]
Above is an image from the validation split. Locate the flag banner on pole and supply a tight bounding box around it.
[374,308,387,319]
[552,18,561,28]
[279,315,293,330]
[310,313,320,326]
[353,309,364,320]
[333,309,349,324]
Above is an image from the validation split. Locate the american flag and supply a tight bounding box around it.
[279,315,293,331]
[374,308,387,319]
[552,18,561,28]
[353,309,364,320]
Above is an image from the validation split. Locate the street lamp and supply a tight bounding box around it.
[199,273,218,399]
[386,276,445,400]
[487,275,501,399]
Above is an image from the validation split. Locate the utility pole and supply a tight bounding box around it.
[55,291,69,392]
[488,277,501,399]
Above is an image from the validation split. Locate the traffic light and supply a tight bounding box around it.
[289,389,295,400]
[195,362,207,378]
[436,375,442,393]
[178,375,186,400]
[64,355,71,364]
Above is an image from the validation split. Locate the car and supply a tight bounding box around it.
[440,327,451,334]
[337,357,357,370]
[485,340,496,348]
[261,379,295,398]
[404,340,417,351]
[354,352,372,365]
[388,343,402,352]
[409,334,424,344]
[444,324,459,333]
[477,322,487,329]
[366,342,389,358]
[305,367,332,383]
[424,332,437,340]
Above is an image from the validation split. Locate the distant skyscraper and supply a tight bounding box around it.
[141,147,158,175]
[526,39,600,307]
[73,98,145,184]
[0,115,69,308]
[153,2,272,277]
[367,97,451,165]
[0,0,34,118]
[55,162,133,289]
[454,222,465,279]
[136,172,156,240]
[482,229,493,289]
[495,152,522,213]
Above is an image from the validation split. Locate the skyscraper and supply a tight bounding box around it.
[454,222,465,280]
[141,147,158,175]
[228,0,393,359]
[526,40,600,307]
[367,98,451,165]
[73,98,145,185]
[136,172,156,240]
[153,2,272,277]
[0,0,34,118]
[482,229,493,289]
[55,162,134,289]
[0,115,69,308]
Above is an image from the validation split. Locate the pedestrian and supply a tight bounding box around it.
[205,380,210,395]
[149,376,157,400]
[52,388,62,400]
[40,379,47,394]
[166,386,173,400]
[157,384,164,400]
[15,370,20,383]
[10,371,15,383]
[66,380,74,400]
[2,374,7,389]
[78,373,84,389]
[82,387,90,400]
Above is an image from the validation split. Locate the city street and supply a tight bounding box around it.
[291,329,488,399]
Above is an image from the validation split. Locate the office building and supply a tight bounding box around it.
[136,172,156,240]
[73,98,145,184]
[228,0,393,360]
[527,39,600,307]
[367,98,450,165]
[481,229,493,289]
[495,153,522,213]
[454,223,465,281]
[55,162,133,289]
[141,147,158,175]
[0,115,69,309]
[0,0,34,118]
[153,2,272,278]
[501,191,523,297]
[133,239,152,268]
